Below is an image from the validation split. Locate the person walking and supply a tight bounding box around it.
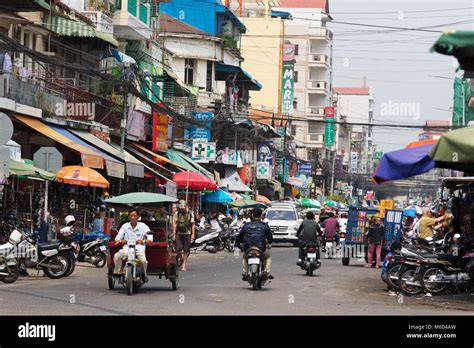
[172,200,195,271]
[365,216,384,268]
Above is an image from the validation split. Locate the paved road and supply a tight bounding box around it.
[1,246,473,315]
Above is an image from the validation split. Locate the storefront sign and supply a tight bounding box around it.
[105,161,125,179]
[350,152,358,173]
[190,112,212,141]
[379,199,394,218]
[325,114,335,147]
[281,44,296,114]
[258,141,273,165]
[298,163,312,176]
[192,141,216,163]
[152,112,169,152]
[81,154,104,169]
[256,162,271,179]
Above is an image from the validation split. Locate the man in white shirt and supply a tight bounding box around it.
[114,209,152,278]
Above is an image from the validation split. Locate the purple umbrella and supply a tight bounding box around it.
[373,143,435,183]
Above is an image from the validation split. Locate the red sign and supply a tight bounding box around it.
[324,107,335,117]
[152,112,169,152]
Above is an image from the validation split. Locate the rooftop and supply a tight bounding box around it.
[333,87,370,95]
[277,0,330,14]
[159,13,209,36]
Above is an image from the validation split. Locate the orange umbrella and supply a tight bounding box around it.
[56,166,110,188]
[256,195,270,203]
[405,139,438,148]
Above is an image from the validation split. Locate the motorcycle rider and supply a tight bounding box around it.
[236,207,274,281]
[172,200,195,271]
[114,209,152,281]
[321,211,340,248]
[296,211,323,266]
[230,211,246,229]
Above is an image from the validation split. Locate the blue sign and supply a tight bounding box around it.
[258,141,273,165]
[190,112,212,141]
[298,163,312,176]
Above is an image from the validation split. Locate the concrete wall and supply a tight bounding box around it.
[240,16,283,112]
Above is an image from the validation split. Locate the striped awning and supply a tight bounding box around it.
[44,14,118,47]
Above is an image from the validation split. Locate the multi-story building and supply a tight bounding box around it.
[275,0,333,162]
[333,87,374,178]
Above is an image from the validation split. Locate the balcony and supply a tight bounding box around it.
[306,133,324,146]
[113,0,151,40]
[306,106,325,117]
[308,80,329,94]
[309,28,333,41]
[82,11,113,35]
[197,91,224,109]
[308,54,329,67]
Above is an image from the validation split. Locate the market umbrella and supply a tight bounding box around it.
[300,198,322,209]
[429,126,474,172]
[9,159,55,181]
[202,189,233,204]
[256,195,270,203]
[172,171,217,190]
[373,143,435,183]
[431,31,474,71]
[105,192,177,205]
[228,198,266,208]
[56,165,110,188]
[323,200,336,207]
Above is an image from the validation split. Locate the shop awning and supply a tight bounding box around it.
[215,63,262,91]
[219,167,252,192]
[44,14,118,47]
[9,159,55,181]
[46,123,125,179]
[13,114,104,169]
[166,149,214,179]
[125,146,176,178]
[70,130,144,178]
[271,10,292,19]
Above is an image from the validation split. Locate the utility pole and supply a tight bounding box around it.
[120,62,132,153]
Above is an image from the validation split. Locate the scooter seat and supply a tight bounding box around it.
[418,253,438,259]
[437,253,458,262]
[37,241,61,251]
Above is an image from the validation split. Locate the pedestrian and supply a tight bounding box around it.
[365,216,384,268]
[172,200,195,271]
[418,207,446,241]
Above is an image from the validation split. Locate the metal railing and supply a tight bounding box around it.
[82,11,114,35]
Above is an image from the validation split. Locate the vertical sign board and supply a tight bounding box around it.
[281,44,296,114]
[324,107,335,147]
[190,112,212,141]
[152,112,169,152]
[379,199,394,218]
[258,141,273,165]
[350,152,358,173]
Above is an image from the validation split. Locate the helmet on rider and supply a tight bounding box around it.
[65,215,75,226]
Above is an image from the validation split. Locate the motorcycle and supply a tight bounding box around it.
[244,245,270,290]
[12,230,72,279]
[0,229,22,283]
[76,236,107,268]
[115,239,148,296]
[420,248,474,295]
[299,244,320,276]
[192,227,224,253]
[221,226,240,252]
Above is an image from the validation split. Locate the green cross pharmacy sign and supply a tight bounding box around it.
[256,162,271,179]
[192,141,216,163]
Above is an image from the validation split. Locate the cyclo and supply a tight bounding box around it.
[105,192,179,295]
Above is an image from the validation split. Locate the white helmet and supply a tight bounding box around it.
[65,215,75,226]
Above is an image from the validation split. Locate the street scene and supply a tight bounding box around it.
[0,0,474,319]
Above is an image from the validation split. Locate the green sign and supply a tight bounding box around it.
[453,77,474,126]
[324,117,335,146]
[281,61,295,114]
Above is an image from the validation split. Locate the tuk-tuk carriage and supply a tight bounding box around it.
[104,192,179,295]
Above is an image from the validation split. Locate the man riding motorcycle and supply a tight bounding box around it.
[296,211,323,266]
[114,209,152,281]
[236,208,274,281]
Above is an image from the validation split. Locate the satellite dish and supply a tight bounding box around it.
[0,113,13,146]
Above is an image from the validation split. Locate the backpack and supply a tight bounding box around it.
[177,211,190,234]
[243,222,265,250]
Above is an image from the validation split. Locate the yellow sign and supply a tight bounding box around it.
[379,200,394,218]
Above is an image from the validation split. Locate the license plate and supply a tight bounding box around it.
[128,240,136,246]
[99,246,106,251]
[248,258,260,265]
[307,253,317,258]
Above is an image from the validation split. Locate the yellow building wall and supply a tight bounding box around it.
[241,17,284,112]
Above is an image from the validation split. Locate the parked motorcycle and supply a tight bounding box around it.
[192,227,224,253]
[221,226,239,252]
[299,244,320,276]
[324,235,337,259]
[12,230,72,279]
[244,245,270,290]
[0,229,22,283]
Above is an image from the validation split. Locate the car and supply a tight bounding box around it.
[264,205,302,246]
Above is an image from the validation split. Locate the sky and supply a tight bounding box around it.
[328,0,474,153]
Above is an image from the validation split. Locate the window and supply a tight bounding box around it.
[294,71,298,82]
[291,125,297,135]
[294,44,299,56]
[206,61,213,92]
[184,59,195,85]
[309,122,324,134]
[266,210,297,221]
